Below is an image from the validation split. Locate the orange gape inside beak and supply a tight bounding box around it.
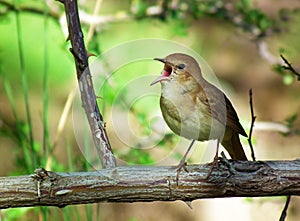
[150,63,172,86]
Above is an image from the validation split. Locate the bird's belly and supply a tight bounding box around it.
[160,96,224,141]
[180,114,212,140]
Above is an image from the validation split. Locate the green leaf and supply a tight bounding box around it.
[279,48,286,54]
[132,0,148,18]
[285,113,298,128]
[259,17,272,31]
[272,64,285,76]
[283,74,293,85]
[33,141,41,153]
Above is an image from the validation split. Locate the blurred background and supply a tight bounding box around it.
[0,0,300,220]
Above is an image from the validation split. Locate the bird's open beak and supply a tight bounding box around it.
[150,74,168,86]
[154,58,166,63]
[151,58,170,86]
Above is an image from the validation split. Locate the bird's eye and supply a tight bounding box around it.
[177,63,185,70]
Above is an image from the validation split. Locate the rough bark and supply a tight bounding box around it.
[1,160,300,209]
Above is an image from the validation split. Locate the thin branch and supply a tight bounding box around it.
[252,121,290,133]
[86,0,104,44]
[280,54,300,79]
[1,160,300,209]
[45,87,77,170]
[248,89,256,161]
[257,41,282,65]
[60,0,116,168]
[279,196,291,221]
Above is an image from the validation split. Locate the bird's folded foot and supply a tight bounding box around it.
[206,152,237,179]
[219,152,237,175]
[205,153,220,179]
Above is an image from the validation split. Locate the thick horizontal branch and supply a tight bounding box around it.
[1,160,300,209]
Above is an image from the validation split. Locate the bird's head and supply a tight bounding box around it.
[150,53,202,86]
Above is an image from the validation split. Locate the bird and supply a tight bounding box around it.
[150,53,247,177]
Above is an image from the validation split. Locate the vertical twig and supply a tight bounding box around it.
[248,89,256,161]
[279,196,291,221]
[86,0,103,44]
[60,0,116,168]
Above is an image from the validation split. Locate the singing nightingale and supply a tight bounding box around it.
[150,53,247,166]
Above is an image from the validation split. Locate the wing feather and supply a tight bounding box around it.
[197,81,247,137]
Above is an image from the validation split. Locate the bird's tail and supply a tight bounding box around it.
[222,132,247,160]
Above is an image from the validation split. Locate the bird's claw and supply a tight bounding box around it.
[205,153,221,179]
[219,152,237,176]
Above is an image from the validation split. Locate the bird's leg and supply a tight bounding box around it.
[176,139,196,184]
[206,139,220,179]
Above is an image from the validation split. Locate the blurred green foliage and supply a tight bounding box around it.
[283,113,300,136]
[0,0,299,220]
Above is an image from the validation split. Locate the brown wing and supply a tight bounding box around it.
[224,95,247,136]
[201,81,247,137]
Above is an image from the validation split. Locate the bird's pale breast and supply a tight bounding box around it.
[160,80,225,141]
